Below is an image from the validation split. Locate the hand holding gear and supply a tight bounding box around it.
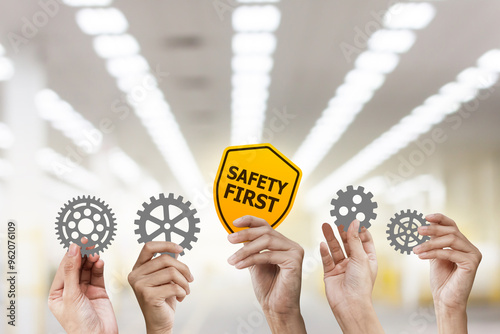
[330,185,377,232]
[387,209,430,255]
[55,195,116,257]
[134,193,200,257]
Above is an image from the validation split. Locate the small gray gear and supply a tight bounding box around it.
[330,185,377,232]
[135,193,200,257]
[387,209,430,255]
[55,195,116,257]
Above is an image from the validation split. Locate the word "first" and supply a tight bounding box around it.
[223,166,289,212]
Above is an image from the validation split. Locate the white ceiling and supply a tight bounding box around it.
[1,0,500,192]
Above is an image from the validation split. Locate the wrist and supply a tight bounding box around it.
[264,308,306,334]
[146,326,173,334]
[434,302,467,334]
[332,301,384,334]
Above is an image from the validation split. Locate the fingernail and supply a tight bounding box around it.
[418,252,428,258]
[228,254,236,264]
[419,226,428,233]
[413,245,422,252]
[233,217,243,226]
[426,213,436,219]
[190,273,194,281]
[228,232,237,240]
[176,245,183,253]
[68,243,78,257]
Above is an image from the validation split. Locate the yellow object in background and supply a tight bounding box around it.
[214,143,302,233]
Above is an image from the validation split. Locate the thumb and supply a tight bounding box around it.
[63,243,82,299]
[346,220,366,259]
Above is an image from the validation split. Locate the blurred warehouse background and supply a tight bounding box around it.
[0,0,500,333]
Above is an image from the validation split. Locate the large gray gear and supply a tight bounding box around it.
[135,193,200,257]
[55,195,116,257]
[387,209,430,255]
[330,185,377,232]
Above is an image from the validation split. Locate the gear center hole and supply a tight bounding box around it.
[78,218,94,235]
[164,222,172,229]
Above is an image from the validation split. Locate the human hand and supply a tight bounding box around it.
[127,242,194,334]
[48,243,118,334]
[320,220,383,334]
[413,213,482,333]
[227,216,306,334]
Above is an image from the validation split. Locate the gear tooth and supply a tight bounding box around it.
[134,229,141,234]
[330,210,336,216]
[358,186,364,192]
[194,218,201,224]
[179,251,185,256]
[347,185,353,191]
[336,189,343,197]
[185,201,192,207]
[194,228,201,233]
[367,192,373,199]
[142,202,147,208]
[150,196,155,202]
[159,193,165,199]
[178,195,184,202]
[168,193,174,199]
[137,237,145,243]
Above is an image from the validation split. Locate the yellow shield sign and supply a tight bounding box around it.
[214,144,302,233]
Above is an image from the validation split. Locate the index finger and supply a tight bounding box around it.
[133,241,183,270]
[232,215,271,229]
[426,213,456,227]
[49,251,68,294]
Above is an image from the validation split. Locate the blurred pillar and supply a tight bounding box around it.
[3,45,46,334]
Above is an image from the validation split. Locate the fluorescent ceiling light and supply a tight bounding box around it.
[0,57,15,81]
[232,99,267,111]
[293,104,361,178]
[232,6,281,32]
[439,82,478,103]
[232,55,274,73]
[477,49,500,72]
[307,52,500,206]
[368,29,416,54]
[384,2,436,30]
[336,83,375,105]
[37,148,99,190]
[35,89,102,153]
[231,109,266,145]
[232,33,277,55]
[456,67,498,90]
[232,87,269,102]
[117,72,157,93]
[345,69,385,91]
[93,34,140,59]
[232,73,271,89]
[106,55,149,78]
[62,0,112,6]
[423,94,460,114]
[355,51,400,74]
[76,8,128,35]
